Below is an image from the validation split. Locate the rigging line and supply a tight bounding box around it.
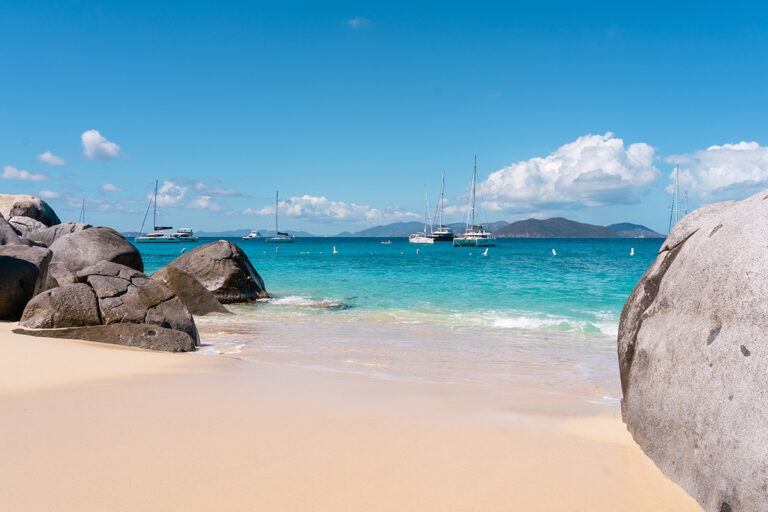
[138,191,153,235]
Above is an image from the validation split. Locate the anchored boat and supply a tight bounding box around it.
[453,156,496,248]
[409,185,435,245]
[135,180,180,243]
[429,170,454,242]
[265,191,295,243]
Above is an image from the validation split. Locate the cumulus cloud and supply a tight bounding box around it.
[243,195,417,224]
[2,165,47,181]
[188,195,222,211]
[475,133,658,213]
[152,181,187,207]
[347,16,370,28]
[666,141,768,199]
[37,150,66,166]
[38,190,60,199]
[81,129,121,160]
[101,183,122,192]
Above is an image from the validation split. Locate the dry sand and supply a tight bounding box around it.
[0,322,702,511]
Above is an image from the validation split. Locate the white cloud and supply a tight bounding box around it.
[81,129,121,160]
[347,16,370,28]
[38,190,60,199]
[476,132,658,212]
[152,180,187,207]
[243,195,417,224]
[188,195,222,211]
[2,165,47,181]
[666,141,768,199]
[37,150,66,166]
[194,181,241,196]
[101,183,122,192]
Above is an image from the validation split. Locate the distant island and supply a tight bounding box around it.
[335,218,664,238]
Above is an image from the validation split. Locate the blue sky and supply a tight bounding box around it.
[2,1,767,234]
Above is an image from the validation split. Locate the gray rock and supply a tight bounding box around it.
[13,324,195,352]
[0,245,53,319]
[19,283,101,328]
[75,261,198,344]
[0,193,61,226]
[0,214,27,246]
[162,240,268,303]
[618,189,768,512]
[49,227,143,284]
[151,265,230,315]
[27,222,92,247]
[9,216,47,238]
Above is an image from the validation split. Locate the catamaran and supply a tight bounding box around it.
[265,191,295,243]
[453,156,496,247]
[409,185,435,245]
[429,170,454,241]
[135,180,180,243]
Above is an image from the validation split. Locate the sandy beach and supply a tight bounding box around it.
[0,322,702,512]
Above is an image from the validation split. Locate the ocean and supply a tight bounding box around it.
[136,237,660,401]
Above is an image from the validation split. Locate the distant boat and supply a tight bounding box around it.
[453,156,496,247]
[409,185,435,245]
[265,191,295,243]
[380,240,392,245]
[429,170,454,242]
[172,228,199,242]
[242,230,263,240]
[135,180,180,243]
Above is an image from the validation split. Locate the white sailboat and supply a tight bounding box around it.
[265,191,295,243]
[171,228,199,241]
[453,155,496,247]
[429,170,454,241]
[409,185,435,245]
[135,180,180,243]
[242,230,263,240]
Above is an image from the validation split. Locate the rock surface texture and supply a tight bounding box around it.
[0,245,53,319]
[0,194,61,226]
[19,283,101,328]
[28,221,92,247]
[161,240,268,303]
[48,227,143,284]
[151,265,230,315]
[618,190,768,512]
[8,216,47,238]
[14,324,195,352]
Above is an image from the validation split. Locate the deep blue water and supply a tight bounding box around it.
[136,237,660,336]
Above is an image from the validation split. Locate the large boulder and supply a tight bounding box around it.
[161,240,268,303]
[13,324,195,352]
[48,227,142,285]
[8,216,47,238]
[0,214,25,246]
[19,283,101,328]
[0,194,60,226]
[151,265,230,315]
[0,245,53,319]
[618,190,768,512]
[27,221,92,247]
[75,261,198,344]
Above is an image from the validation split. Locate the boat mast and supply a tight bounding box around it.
[674,164,680,225]
[470,155,477,229]
[439,169,445,227]
[423,184,429,235]
[79,199,85,224]
[153,180,158,230]
[275,191,279,235]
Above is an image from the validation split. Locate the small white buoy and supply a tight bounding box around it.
[468,252,472,256]
[482,248,489,256]
[400,251,404,255]
[630,248,635,256]
[181,248,186,254]
[333,246,338,254]
[552,249,557,256]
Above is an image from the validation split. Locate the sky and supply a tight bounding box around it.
[2,0,768,235]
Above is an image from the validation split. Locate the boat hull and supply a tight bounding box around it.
[265,238,294,243]
[430,233,454,242]
[408,237,434,245]
[134,238,180,243]
[453,237,496,247]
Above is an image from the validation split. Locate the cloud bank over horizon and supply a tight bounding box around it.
[243,194,418,224]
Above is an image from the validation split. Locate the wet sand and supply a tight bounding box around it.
[0,322,702,511]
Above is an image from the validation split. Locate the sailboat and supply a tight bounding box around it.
[429,170,454,241]
[135,180,180,243]
[668,164,688,233]
[409,185,435,245]
[265,191,295,243]
[453,156,496,247]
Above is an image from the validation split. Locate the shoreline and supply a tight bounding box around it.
[0,322,702,511]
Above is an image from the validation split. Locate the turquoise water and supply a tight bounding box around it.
[138,237,659,336]
[136,237,658,395]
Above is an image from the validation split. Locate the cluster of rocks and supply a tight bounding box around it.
[618,190,768,511]
[0,193,268,352]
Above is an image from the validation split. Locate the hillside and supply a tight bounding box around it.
[607,223,664,238]
[493,218,619,238]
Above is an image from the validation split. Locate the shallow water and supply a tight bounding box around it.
[136,236,660,399]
